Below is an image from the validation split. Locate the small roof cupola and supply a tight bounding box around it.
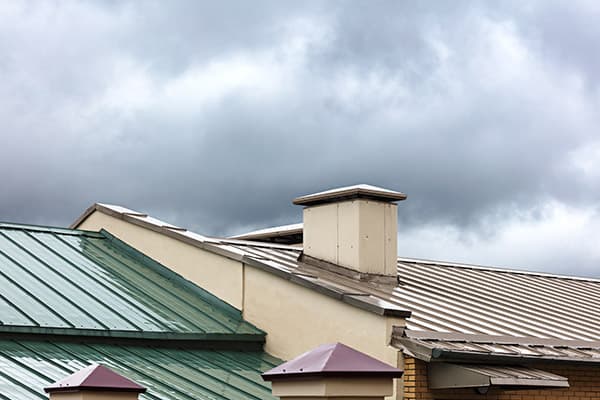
[262,342,403,399]
[294,184,406,282]
[44,364,146,400]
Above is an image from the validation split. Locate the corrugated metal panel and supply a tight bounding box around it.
[0,340,279,400]
[213,241,600,341]
[0,223,262,337]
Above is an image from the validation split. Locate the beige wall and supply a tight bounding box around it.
[79,213,244,309]
[303,199,397,276]
[271,377,393,399]
[244,266,402,365]
[78,211,404,398]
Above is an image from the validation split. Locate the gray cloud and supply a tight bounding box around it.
[1,1,599,276]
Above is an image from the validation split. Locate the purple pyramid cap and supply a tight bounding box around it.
[44,364,146,393]
[262,343,403,381]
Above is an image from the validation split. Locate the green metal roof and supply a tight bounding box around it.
[0,339,280,399]
[0,222,264,341]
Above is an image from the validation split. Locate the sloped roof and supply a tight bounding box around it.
[71,204,600,362]
[262,342,402,380]
[0,222,279,399]
[0,339,279,399]
[395,331,600,363]
[44,364,146,393]
[0,222,263,341]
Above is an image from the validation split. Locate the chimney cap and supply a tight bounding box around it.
[293,184,406,206]
[44,364,146,394]
[262,342,403,381]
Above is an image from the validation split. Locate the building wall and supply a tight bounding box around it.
[403,356,600,400]
[78,212,244,309]
[78,212,404,398]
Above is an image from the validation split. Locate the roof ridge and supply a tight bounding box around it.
[0,221,102,237]
[398,256,600,283]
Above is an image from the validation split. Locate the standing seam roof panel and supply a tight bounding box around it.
[0,340,280,399]
[0,224,264,337]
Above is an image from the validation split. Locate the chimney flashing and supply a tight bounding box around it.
[293,184,406,206]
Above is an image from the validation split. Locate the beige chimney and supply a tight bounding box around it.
[293,184,406,281]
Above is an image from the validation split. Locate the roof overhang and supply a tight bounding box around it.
[428,363,569,390]
[393,330,600,364]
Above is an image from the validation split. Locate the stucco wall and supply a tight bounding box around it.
[78,212,244,309]
[244,265,402,365]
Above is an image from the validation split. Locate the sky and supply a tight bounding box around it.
[1,1,599,277]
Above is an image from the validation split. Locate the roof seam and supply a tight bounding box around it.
[0,231,113,330]
[21,231,146,332]
[80,237,221,333]
[97,232,245,333]
[48,232,175,332]
[0,247,76,329]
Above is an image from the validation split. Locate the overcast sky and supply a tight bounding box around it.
[1,1,599,277]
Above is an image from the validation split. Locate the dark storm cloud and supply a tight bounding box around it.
[1,1,599,274]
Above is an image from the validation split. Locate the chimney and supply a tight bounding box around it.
[294,184,406,281]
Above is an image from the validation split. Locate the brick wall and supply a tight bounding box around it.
[403,356,600,400]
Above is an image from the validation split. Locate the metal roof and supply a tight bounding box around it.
[394,331,600,363]
[44,364,146,393]
[293,184,406,206]
[213,241,600,341]
[428,363,569,389]
[262,342,403,381]
[70,204,600,361]
[0,222,263,341]
[0,339,279,399]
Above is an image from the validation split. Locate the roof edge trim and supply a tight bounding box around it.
[0,326,265,343]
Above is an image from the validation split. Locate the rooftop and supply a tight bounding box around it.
[0,222,263,342]
[0,222,279,399]
[262,342,403,381]
[71,203,600,363]
[1,339,278,399]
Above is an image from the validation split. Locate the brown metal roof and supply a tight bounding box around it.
[44,364,146,393]
[71,204,600,362]
[262,342,403,381]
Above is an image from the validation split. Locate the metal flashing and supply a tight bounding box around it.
[428,363,569,390]
[293,184,407,206]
